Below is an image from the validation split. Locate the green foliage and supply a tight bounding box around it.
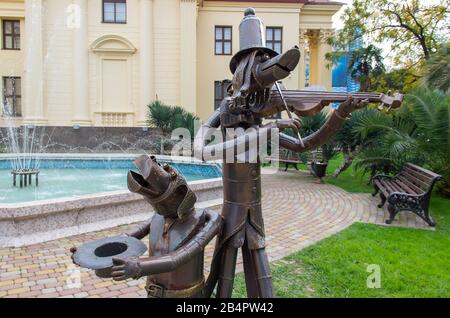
[370,67,420,94]
[332,0,449,67]
[325,154,373,193]
[300,111,337,162]
[300,111,327,136]
[147,100,199,138]
[352,87,450,195]
[334,107,380,152]
[422,43,450,93]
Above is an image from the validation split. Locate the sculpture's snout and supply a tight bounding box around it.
[131,155,171,196]
[254,47,300,88]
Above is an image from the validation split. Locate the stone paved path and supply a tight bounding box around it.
[0,171,430,298]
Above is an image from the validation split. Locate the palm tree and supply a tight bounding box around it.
[353,87,450,196]
[349,44,385,91]
[332,107,380,177]
[299,111,338,164]
[422,43,450,93]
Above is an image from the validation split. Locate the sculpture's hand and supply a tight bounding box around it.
[355,98,369,109]
[274,118,302,134]
[111,257,142,281]
[69,247,79,266]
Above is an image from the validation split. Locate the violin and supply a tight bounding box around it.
[269,90,404,116]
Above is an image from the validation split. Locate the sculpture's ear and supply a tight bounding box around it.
[176,185,197,219]
[133,155,149,175]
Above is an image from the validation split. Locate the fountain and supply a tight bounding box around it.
[1,97,43,188]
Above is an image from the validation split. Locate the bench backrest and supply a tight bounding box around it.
[305,149,324,163]
[398,163,442,194]
[279,149,299,161]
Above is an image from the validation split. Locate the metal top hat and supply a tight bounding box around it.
[229,8,278,74]
[73,235,147,277]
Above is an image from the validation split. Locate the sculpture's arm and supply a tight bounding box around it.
[110,210,223,280]
[193,102,298,162]
[193,106,273,161]
[280,98,367,153]
[124,220,151,240]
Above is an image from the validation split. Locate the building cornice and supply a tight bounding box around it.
[199,1,303,13]
[0,0,25,18]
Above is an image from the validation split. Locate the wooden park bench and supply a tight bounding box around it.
[371,163,442,227]
[268,149,302,171]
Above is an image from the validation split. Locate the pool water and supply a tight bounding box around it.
[0,168,213,204]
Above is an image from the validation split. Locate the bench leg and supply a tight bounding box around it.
[378,194,386,208]
[385,204,397,224]
[421,212,436,227]
[284,163,288,172]
[415,206,436,227]
[372,187,379,197]
[294,164,299,171]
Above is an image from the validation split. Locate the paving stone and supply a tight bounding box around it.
[0,171,428,298]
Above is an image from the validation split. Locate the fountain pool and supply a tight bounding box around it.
[0,154,222,204]
[0,154,223,247]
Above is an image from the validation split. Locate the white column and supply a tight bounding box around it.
[72,0,91,126]
[307,31,319,87]
[298,29,308,89]
[137,0,154,126]
[23,0,47,125]
[318,29,334,91]
[179,0,197,114]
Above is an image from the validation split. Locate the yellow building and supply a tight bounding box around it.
[0,0,342,127]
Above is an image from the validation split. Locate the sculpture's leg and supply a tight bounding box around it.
[242,241,259,298]
[251,248,275,298]
[216,244,239,298]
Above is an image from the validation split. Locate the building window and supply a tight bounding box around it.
[2,20,20,50]
[2,77,21,117]
[103,0,127,24]
[266,27,282,54]
[215,26,232,55]
[214,80,231,110]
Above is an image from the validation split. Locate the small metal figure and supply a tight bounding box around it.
[71,155,222,298]
[195,8,403,298]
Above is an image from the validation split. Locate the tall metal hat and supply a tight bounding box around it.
[229,7,278,74]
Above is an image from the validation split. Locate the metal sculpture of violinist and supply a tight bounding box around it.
[70,8,403,299]
[194,8,403,298]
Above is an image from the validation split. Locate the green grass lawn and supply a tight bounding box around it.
[233,156,450,298]
[324,153,373,193]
